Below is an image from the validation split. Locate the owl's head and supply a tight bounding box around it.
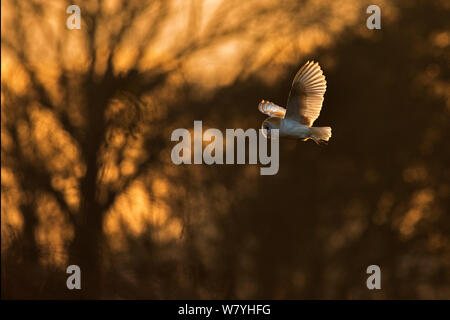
[261,117,281,138]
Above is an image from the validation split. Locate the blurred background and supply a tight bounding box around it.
[1,0,449,299]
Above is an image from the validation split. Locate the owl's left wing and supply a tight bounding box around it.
[258,100,286,118]
[285,61,327,126]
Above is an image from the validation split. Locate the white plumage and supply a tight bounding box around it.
[258,61,331,144]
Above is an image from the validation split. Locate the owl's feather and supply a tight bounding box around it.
[285,61,327,126]
[258,100,286,118]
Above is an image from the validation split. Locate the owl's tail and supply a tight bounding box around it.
[310,126,332,144]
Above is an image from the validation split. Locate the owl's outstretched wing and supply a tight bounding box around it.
[258,100,286,118]
[285,61,327,126]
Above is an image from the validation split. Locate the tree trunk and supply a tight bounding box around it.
[69,143,104,298]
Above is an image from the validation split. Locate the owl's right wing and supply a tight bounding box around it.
[258,100,286,118]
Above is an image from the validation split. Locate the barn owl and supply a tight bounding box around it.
[258,61,331,145]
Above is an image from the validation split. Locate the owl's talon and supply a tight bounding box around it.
[310,135,320,145]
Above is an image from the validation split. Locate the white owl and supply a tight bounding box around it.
[258,61,331,145]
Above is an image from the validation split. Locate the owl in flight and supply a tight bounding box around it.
[258,61,331,145]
